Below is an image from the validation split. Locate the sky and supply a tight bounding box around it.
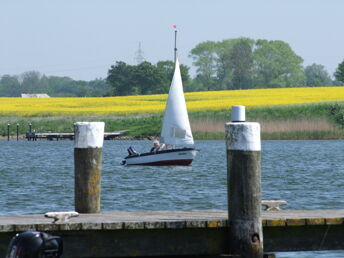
[1,0,343,81]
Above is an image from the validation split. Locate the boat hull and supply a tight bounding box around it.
[123,148,198,166]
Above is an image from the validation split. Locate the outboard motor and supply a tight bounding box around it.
[6,231,63,258]
[127,146,138,156]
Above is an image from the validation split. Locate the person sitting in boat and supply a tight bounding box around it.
[150,140,160,152]
[150,140,166,152]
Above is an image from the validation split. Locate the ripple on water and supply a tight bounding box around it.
[1,140,344,256]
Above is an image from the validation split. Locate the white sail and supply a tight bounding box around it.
[160,58,194,145]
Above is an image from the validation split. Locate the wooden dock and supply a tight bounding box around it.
[0,209,343,257]
[25,130,129,141]
[5,119,342,257]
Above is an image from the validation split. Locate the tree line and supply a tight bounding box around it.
[106,61,190,96]
[0,71,110,97]
[1,37,344,97]
[187,38,342,91]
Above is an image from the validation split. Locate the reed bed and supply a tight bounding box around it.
[0,87,343,117]
[260,118,335,133]
[191,118,337,134]
[191,117,344,140]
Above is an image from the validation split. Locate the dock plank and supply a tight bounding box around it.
[1,210,344,257]
[1,210,344,231]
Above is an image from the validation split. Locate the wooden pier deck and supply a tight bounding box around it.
[25,130,129,141]
[0,209,343,257]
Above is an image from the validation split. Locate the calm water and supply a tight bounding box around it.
[0,140,343,257]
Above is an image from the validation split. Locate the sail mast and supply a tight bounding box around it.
[174,26,177,63]
[160,27,194,146]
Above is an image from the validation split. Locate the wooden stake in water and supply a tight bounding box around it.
[7,123,10,141]
[74,122,104,213]
[226,106,263,257]
[16,123,19,141]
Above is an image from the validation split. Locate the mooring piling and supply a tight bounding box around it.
[7,123,10,141]
[226,105,263,257]
[16,123,19,141]
[74,122,104,213]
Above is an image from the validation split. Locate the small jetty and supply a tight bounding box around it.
[2,111,343,257]
[25,130,129,141]
[0,210,343,257]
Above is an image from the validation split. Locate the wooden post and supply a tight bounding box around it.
[226,106,263,258]
[16,123,19,141]
[7,123,10,141]
[74,122,104,213]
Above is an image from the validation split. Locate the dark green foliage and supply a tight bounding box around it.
[106,60,190,96]
[133,62,166,94]
[229,39,254,89]
[189,41,219,91]
[329,103,344,128]
[253,40,306,88]
[0,75,21,96]
[189,38,306,90]
[0,72,111,97]
[334,60,344,84]
[189,38,256,90]
[21,71,43,93]
[304,63,333,86]
[106,61,136,96]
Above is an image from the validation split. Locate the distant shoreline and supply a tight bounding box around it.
[1,102,343,140]
[1,133,343,141]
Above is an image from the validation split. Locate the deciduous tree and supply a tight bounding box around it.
[107,61,191,96]
[156,60,191,91]
[107,61,136,96]
[229,39,254,89]
[21,71,44,93]
[253,40,306,88]
[334,60,344,85]
[189,41,219,90]
[0,75,21,96]
[304,63,332,86]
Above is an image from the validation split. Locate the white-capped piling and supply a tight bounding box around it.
[231,105,246,122]
[74,122,104,213]
[226,106,263,257]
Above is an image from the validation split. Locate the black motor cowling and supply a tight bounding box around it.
[6,231,63,258]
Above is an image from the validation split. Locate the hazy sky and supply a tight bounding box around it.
[1,0,343,81]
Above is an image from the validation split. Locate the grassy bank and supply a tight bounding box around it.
[1,102,343,140]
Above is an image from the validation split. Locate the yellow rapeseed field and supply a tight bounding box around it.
[0,87,343,117]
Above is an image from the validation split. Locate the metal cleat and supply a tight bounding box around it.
[45,211,79,223]
[261,200,287,211]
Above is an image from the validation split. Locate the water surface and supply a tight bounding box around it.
[0,140,343,257]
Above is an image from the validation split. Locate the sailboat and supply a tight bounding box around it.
[122,32,198,166]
